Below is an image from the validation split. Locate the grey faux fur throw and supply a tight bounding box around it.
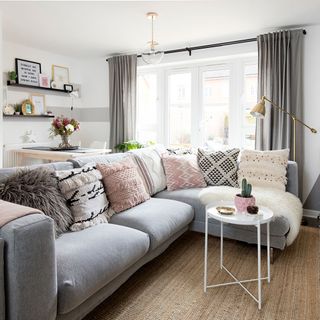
[0,167,73,236]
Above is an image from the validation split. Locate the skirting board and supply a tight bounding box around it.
[303,209,320,218]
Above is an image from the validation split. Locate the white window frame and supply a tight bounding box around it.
[136,54,258,148]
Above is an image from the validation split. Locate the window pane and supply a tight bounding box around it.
[137,73,158,143]
[202,69,230,149]
[168,73,191,147]
[242,64,258,149]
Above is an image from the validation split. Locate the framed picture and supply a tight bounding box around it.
[30,94,46,115]
[39,74,50,88]
[21,99,35,115]
[15,58,41,86]
[52,65,69,89]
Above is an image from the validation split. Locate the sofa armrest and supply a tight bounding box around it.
[0,214,57,320]
[286,161,298,197]
[0,238,4,320]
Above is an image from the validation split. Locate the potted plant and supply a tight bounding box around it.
[115,140,144,152]
[14,104,21,115]
[234,178,256,212]
[8,71,17,84]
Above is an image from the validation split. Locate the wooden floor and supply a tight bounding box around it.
[86,226,320,320]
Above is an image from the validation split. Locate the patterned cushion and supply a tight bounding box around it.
[97,157,150,213]
[129,147,166,195]
[197,148,240,187]
[162,155,206,191]
[238,149,289,191]
[55,164,110,231]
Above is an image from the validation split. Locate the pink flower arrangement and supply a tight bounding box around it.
[50,116,80,137]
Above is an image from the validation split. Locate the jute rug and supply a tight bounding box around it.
[86,227,319,320]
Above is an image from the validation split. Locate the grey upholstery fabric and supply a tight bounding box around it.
[287,161,298,197]
[109,54,137,149]
[56,223,149,314]
[256,30,304,164]
[69,153,127,168]
[56,227,188,320]
[111,198,194,250]
[0,239,4,320]
[154,188,290,249]
[0,214,57,320]
[0,161,73,183]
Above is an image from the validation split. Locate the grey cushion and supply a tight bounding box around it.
[69,153,127,168]
[56,223,149,314]
[0,161,74,183]
[110,198,194,250]
[155,188,290,237]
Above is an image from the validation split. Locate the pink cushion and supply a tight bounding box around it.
[97,157,150,213]
[162,154,207,191]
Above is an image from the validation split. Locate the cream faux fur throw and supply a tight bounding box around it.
[199,186,303,246]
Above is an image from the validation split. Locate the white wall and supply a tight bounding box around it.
[302,25,320,214]
[2,41,109,159]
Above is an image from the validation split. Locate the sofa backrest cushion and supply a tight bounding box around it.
[69,153,127,168]
[0,161,73,184]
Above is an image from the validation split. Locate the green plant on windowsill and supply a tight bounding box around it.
[115,140,144,152]
[115,140,155,152]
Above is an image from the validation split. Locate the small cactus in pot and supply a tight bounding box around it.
[235,178,256,212]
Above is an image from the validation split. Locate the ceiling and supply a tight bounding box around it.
[1,1,320,58]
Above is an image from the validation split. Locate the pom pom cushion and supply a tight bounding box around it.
[55,164,110,231]
[97,157,150,213]
[238,149,289,191]
[0,167,73,236]
[197,148,240,187]
[162,154,206,191]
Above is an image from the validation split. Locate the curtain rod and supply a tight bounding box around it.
[106,29,306,62]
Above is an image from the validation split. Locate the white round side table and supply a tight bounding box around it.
[204,202,274,310]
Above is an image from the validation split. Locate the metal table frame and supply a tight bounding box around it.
[204,205,273,310]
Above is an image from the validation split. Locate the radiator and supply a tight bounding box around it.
[3,142,51,168]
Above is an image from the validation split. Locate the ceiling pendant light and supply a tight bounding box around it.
[141,12,164,64]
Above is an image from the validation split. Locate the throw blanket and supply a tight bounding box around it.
[199,186,303,246]
[0,200,41,227]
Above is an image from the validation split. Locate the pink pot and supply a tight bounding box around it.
[234,194,256,213]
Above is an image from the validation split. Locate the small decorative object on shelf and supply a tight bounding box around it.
[50,115,80,149]
[39,74,50,88]
[64,84,73,92]
[30,93,46,115]
[8,71,17,84]
[234,178,256,212]
[14,103,22,115]
[21,99,35,115]
[247,205,259,214]
[3,104,15,115]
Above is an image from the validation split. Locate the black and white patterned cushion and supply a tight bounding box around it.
[55,163,111,231]
[197,148,240,187]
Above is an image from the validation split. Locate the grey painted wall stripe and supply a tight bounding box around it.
[49,107,109,122]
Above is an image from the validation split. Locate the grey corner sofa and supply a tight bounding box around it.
[0,153,298,320]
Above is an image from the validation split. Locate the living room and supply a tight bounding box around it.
[0,1,319,320]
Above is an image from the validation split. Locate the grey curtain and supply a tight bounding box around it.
[108,54,137,149]
[255,29,304,162]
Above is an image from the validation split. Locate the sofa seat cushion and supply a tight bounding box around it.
[110,198,194,250]
[155,188,290,237]
[56,224,149,314]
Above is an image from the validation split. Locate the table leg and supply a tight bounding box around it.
[220,221,223,269]
[257,222,261,310]
[204,209,208,293]
[267,222,270,283]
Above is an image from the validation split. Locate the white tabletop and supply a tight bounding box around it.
[207,202,274,226]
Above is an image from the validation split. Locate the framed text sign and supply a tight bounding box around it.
[15,58,41,86]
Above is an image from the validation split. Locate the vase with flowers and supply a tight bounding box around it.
[50,116,80,149]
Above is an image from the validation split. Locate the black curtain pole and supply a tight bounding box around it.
[106,29,306,62]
